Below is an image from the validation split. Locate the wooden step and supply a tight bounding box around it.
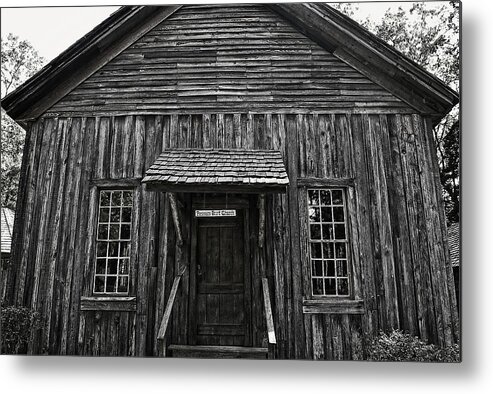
[168,344,268,359]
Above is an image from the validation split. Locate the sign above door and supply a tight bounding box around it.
[195,209,237,218]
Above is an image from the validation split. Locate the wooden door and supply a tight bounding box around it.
[191,210,251,346]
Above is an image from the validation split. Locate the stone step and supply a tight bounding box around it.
[168,344,269,359]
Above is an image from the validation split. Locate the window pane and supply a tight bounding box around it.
[122,191,133,207]
[107,259,118,274]
[111,191,122,206]
[310,224,321,240]
[96,243,107,257]
[325,278,336,295]
[109,224,120,240]
[312,279,324,295]
[308,190,319,205]
[310,243,322,258]
[119,259,129,275]
[100,191,111,207]
[308,207,320,222]
[332,190,343,205]
[121,207,132,223]
[337,278,349,295]
[108,242,119,257]
[325,260,335,277]
[334,224,346,240]
[106,276,117,293]
[336,260,348,277]
[99,208,110,223]
[98,224,108,240]
[312,260,323,276]
[323,242,334,259]
[120,224,131,240]
[118,276,129,293]
[320,190,331,205]
[322,224,333,240]
[94,276,105,293]
[333,207,344,222]
[110,208,121,223]
[95,259,106,274]
[120,241,130,257]
[335,243,346,258]
[321,207,332,222]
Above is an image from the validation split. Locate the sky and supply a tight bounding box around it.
[0,1,434,63]
[1,6,119,61]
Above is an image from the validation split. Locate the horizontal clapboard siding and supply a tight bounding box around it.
[6,112,457,358]
[46,4,412,117]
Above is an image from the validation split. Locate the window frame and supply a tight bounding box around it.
[90,185,135,297]
[298,179,363,314]
[307,187,351,298]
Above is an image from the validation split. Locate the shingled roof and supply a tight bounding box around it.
[1,208,15,255]
[142,149,289,193]
[448,222,460,268]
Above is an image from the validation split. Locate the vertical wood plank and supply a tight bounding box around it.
[399,114,435,343]
[28,118,59,353]
[311,315,325,360]
[350,114,378,339]
[286,114,307,358]
[68,117,97,354]
[413,114,454,345]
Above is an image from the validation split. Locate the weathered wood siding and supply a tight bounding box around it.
[6,112,458,357]
[46,4,412,117]
[4,2,457,359]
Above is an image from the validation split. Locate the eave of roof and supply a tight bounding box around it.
[1,5,182,124]
[2,3,458,125]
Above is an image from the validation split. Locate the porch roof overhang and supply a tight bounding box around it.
[142,149,289,194]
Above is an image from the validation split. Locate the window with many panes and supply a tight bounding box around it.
[94,190,133,295]
[308,188,350,297]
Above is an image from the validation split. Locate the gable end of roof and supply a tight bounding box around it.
[268,3,459,122]
[2,3,458,124]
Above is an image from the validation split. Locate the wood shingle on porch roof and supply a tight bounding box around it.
[142,149,289,193]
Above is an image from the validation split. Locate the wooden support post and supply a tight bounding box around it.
[262,278,276,345]
[258,194,266,249]
[157,271,185,357]
[169,192,183,246]
[262,277,277,359]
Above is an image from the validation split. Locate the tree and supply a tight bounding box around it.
[333,2,460,224]
[1,34,45,210]
[1,33,45,97]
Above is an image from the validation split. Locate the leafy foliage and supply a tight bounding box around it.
[1,34,45,210]
[1,33,45,97]
[440,119,460,222]
[366,329,460,362]
[1,305,41,354]
[1,110,25,210]
[334,2,460,224]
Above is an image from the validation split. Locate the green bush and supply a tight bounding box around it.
[366,329,460,362]
[1,305,41,354]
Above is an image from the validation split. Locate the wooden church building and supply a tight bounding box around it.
[2,3,459,359]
